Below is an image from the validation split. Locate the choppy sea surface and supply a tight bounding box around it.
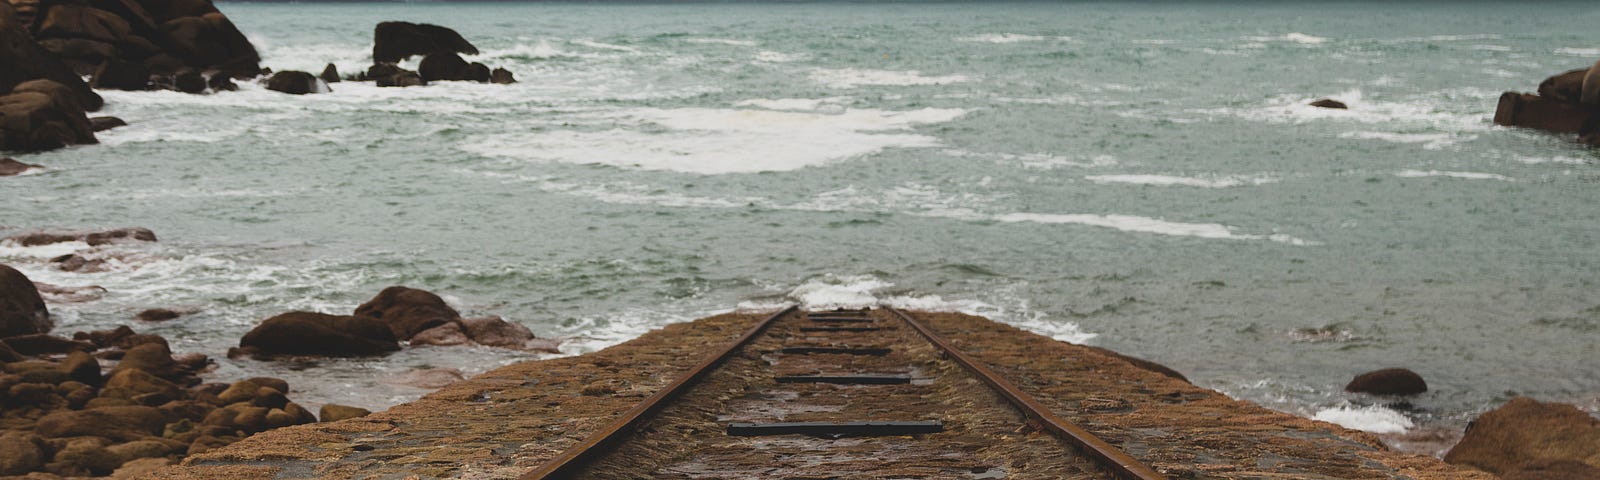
[5,1,1599,452]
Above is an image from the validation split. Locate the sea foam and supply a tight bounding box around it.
[1085,174,1280,188]
[1313,404,1414,434]
[810,68,970,88]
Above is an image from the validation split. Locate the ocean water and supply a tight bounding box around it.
[4,1,1599,451]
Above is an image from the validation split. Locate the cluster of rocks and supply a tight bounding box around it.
[235,286,560,358]
[1,1,104,153]
[1494,60,1600,146]
[1,264,376,477]
[268,21,516,95]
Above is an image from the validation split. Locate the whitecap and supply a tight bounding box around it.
[810,68,970,88]
[733,97,849,112]
[1470,45,1512,52]
[985,213,1315,245]
[1393,170,1514,181]
[1339,131,1478,150]
[461,106,967,174]
[1555,47,1600,57]
[1515,155,1589,165]
[570,39,640,53]
[1244,32,1329,44]
[684,37,757,47]
[754,50,808,63]
[956,33,1054,43]
[1085,174,1280,188]
[1313,404,1414,434]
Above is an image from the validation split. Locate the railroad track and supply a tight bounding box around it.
[520,306,1165,480]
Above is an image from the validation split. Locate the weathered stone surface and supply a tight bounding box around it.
[353,286,461,341]
[102,368,181,405]
[1493,92,1596,134]
[136,308,182,322]
[0,431,45,475]
[91,59,152,91]
[372,21,478,64]
[90,116,127,132]
[1501,459,1600,480]
[0,157,44,176]
[458,316,537,349]
[490,67,515,84]
[0,1,103,111]
[173,70,205,93]
[264,70,321,95]
[35,405,165,441]
[368,63,425,87]
[318,404,370,422]
[408,321,469,347]
[238,311,400,357]
[1444,397,1600,475]
[1345,367,1427,396]
[1539,68,1590,104]
[1310,98,1348,109]
[319,63,340,83]
[0,79,99,152]
[0,264,51,338]
[1,334,93,355]
[418,52,470,82]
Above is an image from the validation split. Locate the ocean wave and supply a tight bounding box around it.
[684,37,756,47]
[461,106,966,174]
[810,68,970,88]
[1339,131,1478,150]
[1313,403,1414,434]
[1211,89,1492,138]
[985,213,1314,245]
[956,33,1061,43]
[1085,174,1280,188]
[754,50,808,63]
[1243,32,1329,45]
[1555,47,1600,56]
[941,149,1119,169]
[570,39,641,53]
[1393,170,1514,181]
[733,97,850,112]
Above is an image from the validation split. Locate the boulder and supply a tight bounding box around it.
[372,21,478,64]
[207,73,237,91]
[468,62,490,83]
[135,308,181,322]
[110,456,172,479]
[459,316,536,349]
[419,52,471,82]
[1538,68,1589,104]
[1493,92,1596,134]
[1345,367,1427,395]
[9,227,156,247]
[2,334,94,355]
[1309,98,1347,109]
[50,437,120,475]
[173,70,205,93]
[245,376,288,394]
[157,11,260,77]
[0,80,99,152]
[90,116,127,132]
[490,67,516,84]
[113,342,189,382]
[1444,397,1600,475]
[35,405,166,441]
[59,350,100,385]
[264,70,323,95]
[101,368,181,405]
[408,321,470,347]
[0,431,45,475]
[0,340,20,361]
[318,403,370,422]
[0,264,51,338]
[1501,459,1600,480]
[0,1,104,111]
[0,157,44,176]
[90,59,151,91]
[354,286,461,340]
[319,63,340,83]
[237,311,400,356]
[368,63,425,88]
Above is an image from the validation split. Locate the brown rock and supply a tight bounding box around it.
[409,321,470,346]
[468,62,490,83]
[318,403,370,422]
[157,10,260,77]
[1310,98,1348,109]
[283,401,316,424]
[207,73,237,91]
[0,1,104,111]
[201,403,269,433]
[250,387,287,409]
[354,286,462,340]
[51,437,119,474]
[372,21,478,64]
[184,434,232,456]
[214,379,260,404]
[110,457,172,479]
[101,368,180,404]
[59,350,100,385]
[112,342,181,380]
[135,308,181,322]
[0,264,51,337]
[1495,91,1597,134]
[91,59,152,91]
[1345,368,1427,396]
[1444,397,1600,475]
[459,316,537,349]
[0,157,44,176]
[0,340,22,362]
[173,70,205,93]
[1501,459,1600,480]
[157,399,214,423]
[490,67,515,84]
[35,405,166,441]
[264,70,321,95]
[0,431,45,475]
[419,52,471,82]
[238,311,399,357]
[319,63,340,83]
[90,116,127,132]
[74,325,135,349]
[368,63,425,87]
[246,376,288,394]
[1,334,91,356]
[105,439,175,463]
[1539,68,1590,104]
[85,227,156,246]
[0,80,99,151]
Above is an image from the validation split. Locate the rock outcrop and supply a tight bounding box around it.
[0,1,102,111]
[4,227,157,247]
[354,286,461,341]
[1310,98,1348,109]
[264,70,325,95]
[0,79,99,152]
[1443,397,1600,476]
[1,264,51,338]
[359,22,512,88]
[1496,63,1600,143]
[23,0,260,79]
[0,157,43,176]
[236,312,399,357]
[372,21,477,64]
[1344,367,1427,396]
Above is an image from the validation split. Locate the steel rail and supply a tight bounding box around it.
[885,307,1168,480]
[519,305,799,480]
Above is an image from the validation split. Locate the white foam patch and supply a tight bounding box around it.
[1516,155,1590,165]
[1555,47,1600,57]
[755,51,808,63]
[942,149,1119,169]
[571,39,640,53]
[0,240,90,260]
[985,213,1315,245]
[956,33,1060,43]
[1339,131,1477,150]
[462,107,967,174]
[685,38,756,47]
[1394,170,1514,181]
[1313,404,1414,434]
[1245,33,1329,44]
[810,68,970,88]
[733,97,849,112]
[1471,45,1512,52]
[1219,89,1490,134]
[1085,174,1279,188]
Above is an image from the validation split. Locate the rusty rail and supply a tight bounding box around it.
[519,305,797,480]
[885,307,1167,480]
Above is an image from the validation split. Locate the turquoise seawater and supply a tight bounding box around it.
[5,1,1599,447]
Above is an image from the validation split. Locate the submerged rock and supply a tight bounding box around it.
[237,311,400,357]
[0,158,44,176]
[1444,397,1600,475]
[1345,368,1427,396]
[1309,98,1347,109]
